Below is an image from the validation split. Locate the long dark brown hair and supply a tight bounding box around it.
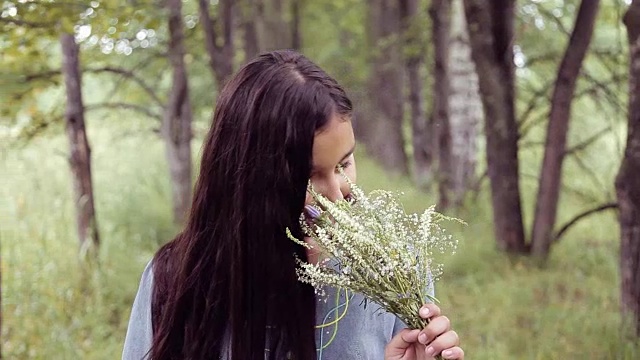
[150,50,353,360]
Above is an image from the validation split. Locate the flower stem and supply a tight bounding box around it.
[406,317,444,360]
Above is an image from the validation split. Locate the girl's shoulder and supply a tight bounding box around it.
[122,260,154,360]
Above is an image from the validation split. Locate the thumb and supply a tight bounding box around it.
[385,329,420,359]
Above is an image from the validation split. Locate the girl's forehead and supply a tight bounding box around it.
[312,116,355,169]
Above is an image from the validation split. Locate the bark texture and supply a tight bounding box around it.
[241,0,261,60]
[531,0,600,258]
[448,0,481,206]
[400,0,433,188]
[616,0,640,336]
[60,33,100,256]
[364,0,408,174]
[291,0,302,50]
[463,0,526,252]
[199,0,234,87]
[263,0,292,50]
[430,0,453,210]
[165,0,194,225]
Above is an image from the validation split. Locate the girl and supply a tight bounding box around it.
[123,50,463,360]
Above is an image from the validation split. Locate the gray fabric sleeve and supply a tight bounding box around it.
[122,262,154,360]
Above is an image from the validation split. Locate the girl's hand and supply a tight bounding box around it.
[384,303,464,360]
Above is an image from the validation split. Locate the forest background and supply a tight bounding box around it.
[2,0,640,358]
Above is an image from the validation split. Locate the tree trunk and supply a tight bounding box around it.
[531,0,600,259]
[430,0,453,210]
[448,0,481,207]
[165,0,193,225]
[263,0,291,50]
[616,0,640,336]
[364,0,408,174]
[199,0,235,88]
[400,0,433,189]
[60,33,100,257]
[291,0,302,50]
[241,0,261,60]
[463,0,526,253]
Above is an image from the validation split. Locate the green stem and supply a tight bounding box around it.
[406,317,444,360]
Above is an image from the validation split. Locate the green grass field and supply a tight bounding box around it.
[1,117,638,359]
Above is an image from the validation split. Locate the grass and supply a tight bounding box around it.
[1,117,638,359]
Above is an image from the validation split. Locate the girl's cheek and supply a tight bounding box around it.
[305,187,313,206]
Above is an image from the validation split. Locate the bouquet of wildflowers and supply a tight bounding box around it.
[287,175,460,340]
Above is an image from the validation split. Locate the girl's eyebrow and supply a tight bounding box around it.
[312,143,356,171]
[340,144,356,163]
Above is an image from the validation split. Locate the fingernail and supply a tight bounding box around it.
[418,333,427,344]
[419,307,430,317]
[426,346,435,356]
[443,350,453,358]
[304,205,321,219]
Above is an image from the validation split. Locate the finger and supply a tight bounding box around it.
[418,303,441,320]
[418,316,450,345]
[384,329,421,357]
[441,346,464,359]
[424,330,460,358]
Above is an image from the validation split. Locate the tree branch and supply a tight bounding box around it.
[23,70,62,82]
[86,67,164,107]
[554,203,618,242]
[0,17,54,28]
[536,5,571,36]
[519,73,623,141]
[519,140,546,149]
[580,70,627,111]
[519,111,549,140]
[517,78,555,131]
[564,126,612,156]
[18,113,64,142]
[570,149,610,196]
[525,51,562,67]
[520,172,600,203]
[85,102,162,120]
[21,66,164,108]
[104,52,165,102]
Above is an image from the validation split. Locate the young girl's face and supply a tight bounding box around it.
[304,114,356,263]
[307,114,357,205]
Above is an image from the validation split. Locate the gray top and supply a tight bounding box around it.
[122,262,434,360]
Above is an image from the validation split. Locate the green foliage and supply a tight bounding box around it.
[1,117,175,358]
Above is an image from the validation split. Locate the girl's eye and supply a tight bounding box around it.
[336,161,352,172]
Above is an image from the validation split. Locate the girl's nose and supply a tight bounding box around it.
[323,184,344,202]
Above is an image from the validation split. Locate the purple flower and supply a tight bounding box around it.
[304,205,321,220]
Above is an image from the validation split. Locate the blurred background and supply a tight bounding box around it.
[2,0,640,358]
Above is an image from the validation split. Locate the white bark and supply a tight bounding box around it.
[448,0,482,204]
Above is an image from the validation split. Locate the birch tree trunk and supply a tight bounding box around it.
[448,0,481,206]
[60,33,100,257]
[164,0,193,225]
[616,0,640,336]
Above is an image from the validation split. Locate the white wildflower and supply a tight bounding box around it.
[287,171,462,333]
